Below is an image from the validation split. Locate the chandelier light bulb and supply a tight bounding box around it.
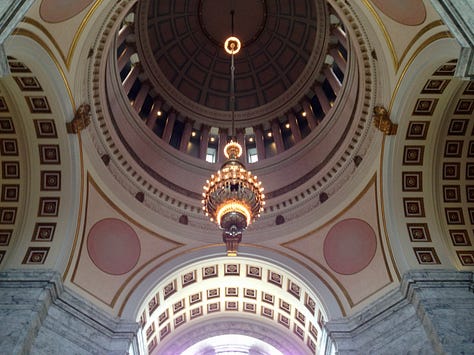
[224,36,241,55]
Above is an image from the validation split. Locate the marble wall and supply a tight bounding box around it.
[405,270,474,354]
[0,0,35,76]
[429,0,474,79]
[324,270,474,354]
[0,270,139,355]
[0,269,472,354]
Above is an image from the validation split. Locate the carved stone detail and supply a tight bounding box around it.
[373,106,397,135]
[67,104,91,134]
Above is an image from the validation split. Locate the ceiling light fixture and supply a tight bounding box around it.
[202,9,265,256]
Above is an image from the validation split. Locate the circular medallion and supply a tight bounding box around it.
[371,0,426,26]
[323,218,377,275]
[138,0,324,116]
[87,218,141,275]
[40,0,94,23]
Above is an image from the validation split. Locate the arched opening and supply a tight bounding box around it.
[136,256,328,354]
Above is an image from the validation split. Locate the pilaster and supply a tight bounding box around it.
[0,0,35,76]
[429,0,474,79]
[325,270,474,354]
[0,270,139,355]
[402,270,474,354]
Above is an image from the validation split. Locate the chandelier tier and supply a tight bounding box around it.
[202,27,265,256]
[202,139,265,256]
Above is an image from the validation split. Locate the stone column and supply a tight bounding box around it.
[117,24,133,47]
[329,47,346,72]
[146,98,162,129]
[0,46,9,77]
[254,125,266,161]
[117,46,135,72]
[179,119,193,153]
[132,83,150,114]
[314,86,331,115]
[287,112,302,143]
[302,100,318,130]
[271,119,285,153]
[331,26,347,49]
[0,0,35,76]
[217,130,228,164]
[122,64,140,94]
[162,111,176,144]
[429,0,474,79]
[199,125,210,160]
[324,270,474,354]
[0,269,139,355]
[323,65,342,96]
[236,129,247,164]
[403,270,474,354]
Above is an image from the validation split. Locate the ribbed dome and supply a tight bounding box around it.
[114,0,352,168]
[135,0,329,125]
[99,0,370,231]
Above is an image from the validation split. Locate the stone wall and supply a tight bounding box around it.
[0,270,139,355]
[429,0,474,79]
[324,270,474,354]
[1,269,472,354]
[0,0,35,76]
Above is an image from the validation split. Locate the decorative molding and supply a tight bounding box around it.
[138,258,325,353]
[372,106,397,135]
[86,0,379,235]
[157,318,308,354]
[66,104,91,134]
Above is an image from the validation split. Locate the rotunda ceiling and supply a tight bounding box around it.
[90,0,376,234]
[5,1,473,355]
[135,0,328,125]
